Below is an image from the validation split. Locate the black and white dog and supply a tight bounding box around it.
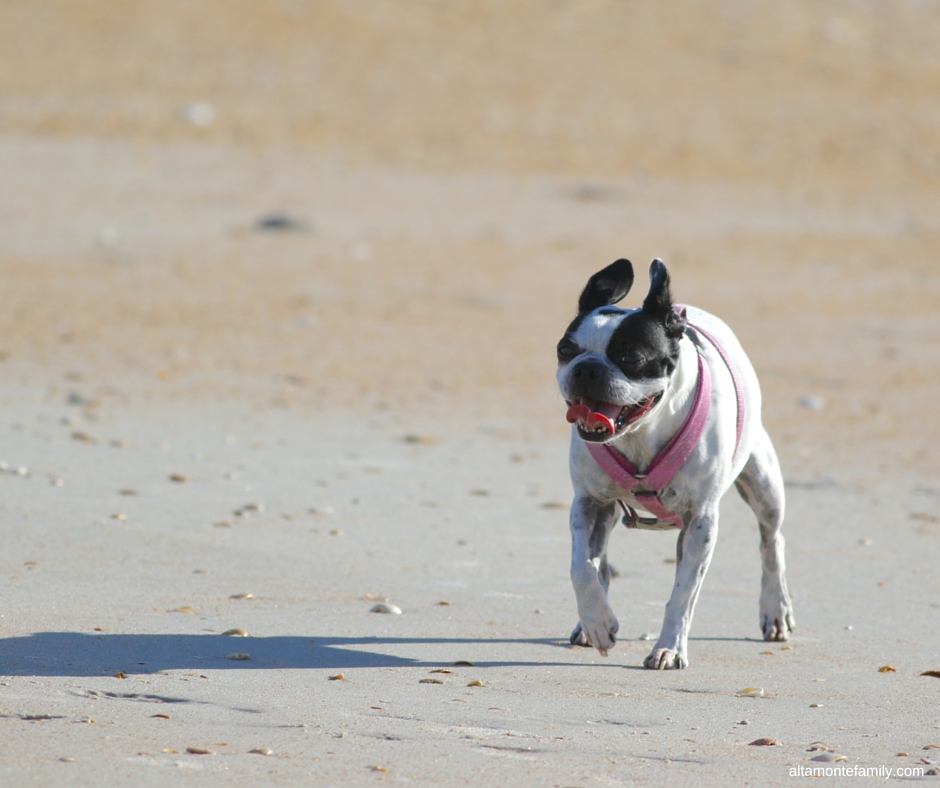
[557,258,794,669]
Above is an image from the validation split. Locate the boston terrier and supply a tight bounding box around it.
[556,258,794,669]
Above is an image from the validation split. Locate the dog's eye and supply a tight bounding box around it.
[611,347,644,366]
[557,340,579,361]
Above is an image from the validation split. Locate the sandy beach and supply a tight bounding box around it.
[1,2,939,785]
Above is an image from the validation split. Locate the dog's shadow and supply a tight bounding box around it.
[0,632,766,678]
[0,631,656,677]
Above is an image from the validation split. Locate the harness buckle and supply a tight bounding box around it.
[619,501,675,531]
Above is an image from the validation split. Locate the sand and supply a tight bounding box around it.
[1,2,939,785]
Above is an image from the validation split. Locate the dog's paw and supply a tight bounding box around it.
[569,622,591,647]
[575,609,619,656]
[760,596,796,642]
[761,609,796,642]
[643,647,688,670]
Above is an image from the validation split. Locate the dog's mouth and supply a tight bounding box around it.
[565,394,662,441]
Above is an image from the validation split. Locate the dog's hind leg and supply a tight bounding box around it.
[735,427,795,642]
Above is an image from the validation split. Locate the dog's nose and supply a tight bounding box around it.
[572,360,605,381]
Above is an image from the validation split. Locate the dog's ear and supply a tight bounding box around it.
[578,259,634,314]
[642,259,685,338]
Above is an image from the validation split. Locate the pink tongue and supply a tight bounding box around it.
[565,398,621,435]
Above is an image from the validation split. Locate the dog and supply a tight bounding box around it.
[556,258,794,669]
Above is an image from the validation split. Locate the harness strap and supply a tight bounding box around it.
[581,313,745,530]
[585,353,710,495]
[686,323,745,455]
[586,352,708,530]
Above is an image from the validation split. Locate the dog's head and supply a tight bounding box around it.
[556,258,687,443]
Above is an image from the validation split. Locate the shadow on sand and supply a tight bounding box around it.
[0,632,639,677]
[0,632,764,678]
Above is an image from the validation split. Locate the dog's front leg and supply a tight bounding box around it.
[569,496,619,655]
[644,506,719,669]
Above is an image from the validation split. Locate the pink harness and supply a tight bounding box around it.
[583,310,745,530]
